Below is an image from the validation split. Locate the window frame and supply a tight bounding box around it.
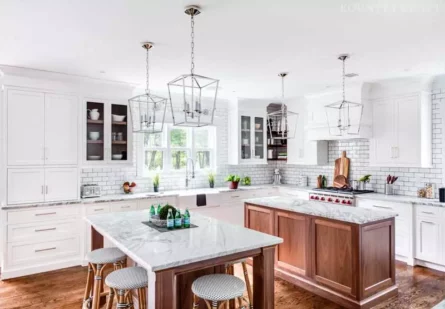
[140,124,216,177]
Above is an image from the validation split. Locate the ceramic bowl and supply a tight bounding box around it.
[255,123,261,129]
[89,132,100,140]
[112,154,123,160]
[112,114,126,122]
[88,155,101,160]
[150,215,168,227]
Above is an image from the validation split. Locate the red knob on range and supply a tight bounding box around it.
[320,197,325,201]
[315,196,320,200]
[310,196,315,199]
[328,198,333,202]
[335,199,340,203]
[347,200,352,205]
[342,200,346,204]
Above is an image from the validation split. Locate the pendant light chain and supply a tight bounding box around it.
[190,13,195,76]
[145,47,150,94]
[342,57,345,102]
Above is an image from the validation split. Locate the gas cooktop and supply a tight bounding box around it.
[312,187,374,195]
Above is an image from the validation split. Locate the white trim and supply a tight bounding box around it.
[0,258,82,280]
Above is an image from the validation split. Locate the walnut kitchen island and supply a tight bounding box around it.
[244,196,399,309]
[85,209,282,309]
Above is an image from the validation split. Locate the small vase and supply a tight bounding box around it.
[229,181,239,190]
[153,186,159,193]
[209,182,214,188]
[385,184,394,195]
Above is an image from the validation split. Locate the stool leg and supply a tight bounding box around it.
[106,288,115,309]
[237,297,245,309]
[241,262,253,309]
[203,299,212,309]
[138,287,147,309]
[91,264,106,309]
[83,263,94,302]
[125,290,134,307]
[218,301,228,309]
[212,300,218,309]
[192,294,200,309]
[116,289,127,308]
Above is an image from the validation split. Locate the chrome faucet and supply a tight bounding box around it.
[185,158,195,189]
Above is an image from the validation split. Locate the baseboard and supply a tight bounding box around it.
[1,258,82,280]
[414,259,445,272]
[396,255,415,266]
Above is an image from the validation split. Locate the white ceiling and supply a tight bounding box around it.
[1,0,445,99]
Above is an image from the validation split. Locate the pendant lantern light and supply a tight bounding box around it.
[128,42,168,134]
[324,54,363,136]
[167,5,219,127]
[267,73,299,140]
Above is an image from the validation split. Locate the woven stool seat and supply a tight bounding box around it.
[86,248,126,264]
[105,267,148,290]
[192,274,245,302]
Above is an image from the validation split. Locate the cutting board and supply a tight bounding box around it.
[333,151,350,186]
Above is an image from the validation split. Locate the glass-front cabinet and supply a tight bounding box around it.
[85,100,132,165]
[239,113,266,163]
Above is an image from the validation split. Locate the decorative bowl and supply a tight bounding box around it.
[255,123,261,129]
[150,215,167,227]
[112,154,123,160]
[112,114,126,122]
[89,132,100,140]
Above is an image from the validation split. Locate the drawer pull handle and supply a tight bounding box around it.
[121,206,131,209]
[373,205,392,210]
[35,247,56,253]
[231,196,240,198]
[35,212,57,216]
[94,208,105,211]
[422,221,435,225]
[421,211,434,215]
[35,227,57,232]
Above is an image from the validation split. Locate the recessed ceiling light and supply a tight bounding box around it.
[100,70,106,74]
[345,73,359,78]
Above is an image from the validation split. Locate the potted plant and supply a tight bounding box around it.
[225,174,241,190]
[151,204,177,227]
[208,172,215,188]
[153,173,160,192]
[242,176,251,186]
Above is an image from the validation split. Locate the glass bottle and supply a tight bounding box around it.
[174,209,182,229]
[167,209,174,230]
[157,204,162,215]
[184,209,191,228]
[149,205,155,221]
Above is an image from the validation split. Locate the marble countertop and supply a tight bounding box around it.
[244,196,397,224]
[84,210,282,272]
[357,193,445,207]
[2,184,309,210]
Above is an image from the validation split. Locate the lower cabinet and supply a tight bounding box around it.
[244,204,274,235]
[415,216,442,263]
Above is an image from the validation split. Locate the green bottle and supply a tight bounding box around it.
[184,209,191,228]
[167,209,174,230]
[149,205,156,221]
[157,204,162,215]
[174,209,182,229]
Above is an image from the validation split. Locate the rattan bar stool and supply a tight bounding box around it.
[226,259,253,309]
[191,274,246,309]
[83,247,127,309]
[105,266,148,309]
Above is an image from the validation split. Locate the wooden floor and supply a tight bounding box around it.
[0,262,444,308]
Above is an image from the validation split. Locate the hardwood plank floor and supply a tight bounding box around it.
[0,262,444,308]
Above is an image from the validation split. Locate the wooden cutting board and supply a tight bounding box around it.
[333,151,350,186]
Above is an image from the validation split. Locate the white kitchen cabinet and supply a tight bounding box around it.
[44,168,78,202]
[44,94,78,165]
[370,92,431,167]
[7,90,45,166]
[6,89,79,167]
[84,100,132,166]
[7,169,45,204]
[7,168,78,204]
[415,216,442,264]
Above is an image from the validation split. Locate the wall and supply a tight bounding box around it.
[80,98,275,194]
[277,83,445,197]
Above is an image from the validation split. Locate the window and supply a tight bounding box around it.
[141,124,216,175]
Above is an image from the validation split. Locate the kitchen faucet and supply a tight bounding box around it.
[185,158,195,189]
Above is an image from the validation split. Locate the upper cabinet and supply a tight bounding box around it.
[84,100,132,165]
[7,89,78,166]
[370,92,432,167]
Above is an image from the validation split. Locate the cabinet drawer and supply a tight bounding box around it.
[7,206,80,224]
[8,220,79,243]
[356,199,410,217]
[7,236,80,266]
[415,205,442,218]
[110,201,138,213]
[86,204,110,215]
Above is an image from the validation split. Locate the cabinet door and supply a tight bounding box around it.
[45,94,78,165]
[7,90,45,166]
[86,101,105,162]
[240,115,252,161]
[253,117,265,160]
[110,104,130,163]
[244,204,273,235]
[370,99,394,166]
[275,211,307,276]
[44,168,78,202]
[8,169,45,204]
[394,96,421,165]
[415,217,442,264]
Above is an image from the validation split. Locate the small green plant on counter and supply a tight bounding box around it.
[208,172,215,188]
[242,176,251,186]
[153,173,160,192]
[225,174,241,183]
[159,204,177,220]
[359,174,372,183]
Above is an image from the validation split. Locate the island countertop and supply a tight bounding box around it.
[244,196,397,224]
[84,209,283,272]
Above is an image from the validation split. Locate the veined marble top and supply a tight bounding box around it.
[244,196,397,224]
[85,210,282,272]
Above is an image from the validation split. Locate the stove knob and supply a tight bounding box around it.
[328,198,333,202]
[347,200,352,205]
[342,200,346,204]
[320,197,325,201]
[315,196,320,200]
[310,196,315,200]
[335,199,340,203]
